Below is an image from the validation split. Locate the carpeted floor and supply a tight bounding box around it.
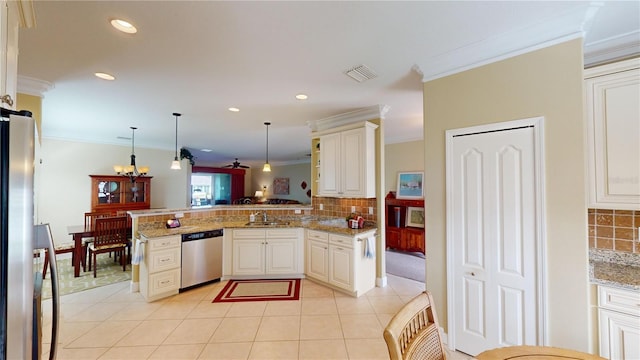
[385,249,425,283]
[41,256,131,299]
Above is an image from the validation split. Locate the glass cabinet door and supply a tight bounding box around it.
[97,180,121,204]
[124,180,146,203]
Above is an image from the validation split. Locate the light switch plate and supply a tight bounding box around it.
[351,206,356,212]
[295,209,301,214]
[175,212,184,218]
[369,207,374,215]
[319,204,324,210]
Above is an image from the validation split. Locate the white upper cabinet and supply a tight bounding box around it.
[318,122,377,198]
[585,58,640,210]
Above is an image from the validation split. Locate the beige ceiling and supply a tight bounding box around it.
[17,1,640,168]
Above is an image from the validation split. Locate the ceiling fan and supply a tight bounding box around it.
[223,158,250,169]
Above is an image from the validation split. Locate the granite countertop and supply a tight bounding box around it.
[589,249,640,291]
[138,218,377,239]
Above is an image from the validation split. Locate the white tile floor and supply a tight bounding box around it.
[41,274,472,359]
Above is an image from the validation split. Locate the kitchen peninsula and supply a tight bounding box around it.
[130,204,378,302]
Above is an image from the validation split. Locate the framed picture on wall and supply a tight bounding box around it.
[396,171,424,199]
[406,206,425,228]
[273,177,290,195]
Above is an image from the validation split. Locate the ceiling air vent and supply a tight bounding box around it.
[344,64,377,82]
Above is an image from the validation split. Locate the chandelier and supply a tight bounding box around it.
[113,126,149,183]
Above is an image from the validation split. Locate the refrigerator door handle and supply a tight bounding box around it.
[34,224,59,360]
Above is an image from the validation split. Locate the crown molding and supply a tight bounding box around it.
[584,57,640,79]
[16,0,36,28]
[17,76,53,97]
[307,104,390,132]
[415,4,592,82]
[584,30,640,67]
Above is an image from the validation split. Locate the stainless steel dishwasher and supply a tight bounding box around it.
[180,229,223,290]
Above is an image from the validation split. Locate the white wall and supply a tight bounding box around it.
[36,138,189,242]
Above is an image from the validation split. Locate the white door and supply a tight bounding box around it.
[1,0,19,110]
[447,119,543,355]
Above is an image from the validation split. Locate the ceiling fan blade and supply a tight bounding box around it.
[239,165,250,168]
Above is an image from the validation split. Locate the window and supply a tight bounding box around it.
[191,173,231,207]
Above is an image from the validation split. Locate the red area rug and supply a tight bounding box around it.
[213,279,301,303]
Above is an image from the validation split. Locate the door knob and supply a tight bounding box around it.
[1,94,14,107]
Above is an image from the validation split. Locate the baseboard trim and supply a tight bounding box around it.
[376,276,388,287]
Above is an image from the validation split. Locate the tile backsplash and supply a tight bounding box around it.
[588,208,639,254]
[311,196,377,222]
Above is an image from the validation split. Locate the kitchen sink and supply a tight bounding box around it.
[244,221,290,226]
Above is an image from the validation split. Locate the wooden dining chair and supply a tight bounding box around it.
[115,210,133,263]
[383,291,447,360]
[82,211,114,269]
[42,223,76,279]
[87,216,128,277]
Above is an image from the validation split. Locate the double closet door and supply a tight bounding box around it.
[447,119,543,355]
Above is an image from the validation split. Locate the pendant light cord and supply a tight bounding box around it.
[173,113,181,160]
[130,127,137,166]
[131,127,135,155]
[174,115,179,157]
[264,121,271,163]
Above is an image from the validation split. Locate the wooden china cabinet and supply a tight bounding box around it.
[385,192,425,254]
[90,175,152,213]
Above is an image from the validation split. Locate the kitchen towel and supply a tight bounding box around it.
[364,235,375,259]
[131,238,145,265]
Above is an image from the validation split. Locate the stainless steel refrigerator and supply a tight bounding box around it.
[1,108,59,360]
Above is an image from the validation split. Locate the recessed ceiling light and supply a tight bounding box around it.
[200,149,213,152]
[228,107,240,112]
[95,72,115,80]
[295,94,308,100]
[110,19,137,34]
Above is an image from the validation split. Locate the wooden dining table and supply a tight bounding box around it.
[67,224,93,277]
[476,345,606,360]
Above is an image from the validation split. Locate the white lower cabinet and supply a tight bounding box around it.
[139,234,181,302]
[598,285,640,359]
[305,229,376,297]
[232,228,303,277]
[306,230,329,282]
[328,242,353,291]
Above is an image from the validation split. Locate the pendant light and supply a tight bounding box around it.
[114,127,149,183]
[170,113,182,170]
[263,121,271,172]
